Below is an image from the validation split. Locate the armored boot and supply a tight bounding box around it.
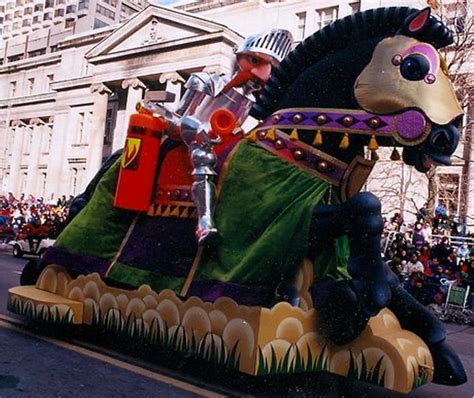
[192,175,221,246]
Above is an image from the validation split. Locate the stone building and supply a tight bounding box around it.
[0,0,472,228]
[0,4,241,198]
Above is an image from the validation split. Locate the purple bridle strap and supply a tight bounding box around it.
[256,108,429,145]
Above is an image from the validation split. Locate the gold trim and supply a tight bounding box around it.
[340,156,375,202]
[254,129,349,187]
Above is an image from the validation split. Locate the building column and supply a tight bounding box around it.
[159,72,185,108]
[46,112,68,200]
[113,78,146,152]
[9,121,26,197]
[25,118,44,196]
[87,83,112,182]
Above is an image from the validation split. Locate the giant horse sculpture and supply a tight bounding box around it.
[9,7,467,393]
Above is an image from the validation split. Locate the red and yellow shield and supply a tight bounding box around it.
[122,137,141,168]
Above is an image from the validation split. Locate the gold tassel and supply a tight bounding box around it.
[313,130,323,146]
[246,130,257,143]
[371,150,380,161]
[390,147,401,161]
[289,128,299,141]
[266,128,276,141]
[339,133,349,150]
[368,134,379,151]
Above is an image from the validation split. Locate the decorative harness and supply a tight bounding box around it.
[250,107,430,201]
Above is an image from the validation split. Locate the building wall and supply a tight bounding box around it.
[0,0,472,229]
[0,4,241,201]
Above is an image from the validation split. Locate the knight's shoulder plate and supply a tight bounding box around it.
[184,72,227,96]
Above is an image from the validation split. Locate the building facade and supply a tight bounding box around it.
[0,0,472,227]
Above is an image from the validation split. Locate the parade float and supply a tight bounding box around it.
[8,7,467,394]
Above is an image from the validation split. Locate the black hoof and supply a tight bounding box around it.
[312,279,369,345]
[431,341,467,386]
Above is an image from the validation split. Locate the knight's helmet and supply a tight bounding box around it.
[235,29,293,66]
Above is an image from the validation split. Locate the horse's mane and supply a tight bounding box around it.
[251,7,453,120]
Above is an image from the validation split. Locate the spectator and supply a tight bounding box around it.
[406,252,424,276]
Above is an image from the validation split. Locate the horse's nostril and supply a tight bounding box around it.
[431,130,452,153]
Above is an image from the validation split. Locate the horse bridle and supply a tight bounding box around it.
[254,107,431,147]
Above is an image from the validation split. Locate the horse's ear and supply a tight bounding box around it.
[398,8,432,37]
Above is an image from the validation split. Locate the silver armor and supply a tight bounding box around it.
[146,29,293,246]
[177,73,259,245]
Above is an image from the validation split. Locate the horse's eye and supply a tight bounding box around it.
[400,54,431,81]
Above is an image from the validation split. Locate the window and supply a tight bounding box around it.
[43,12,52,20]
[65,19,74,28]
[34,3,43,12]
[121,3,135,15]
[104,108,114,144]
[296,12,306,41]
[315,6,338,30]
[77,112,85,143]
[45,0,54,7]
[6,2,14,10]
[12,22,19,30]
[94,18,109,28]
[0,17,4,24]
[32,15,40,24]
[66,4,75,13]
[96,4,115,19]
[5,14,12,21]
[24,7,33,14]
[40,172,47,196]
[27,78,35,95]
[14,10,22,18]
[78,0,89,10]
[349,2,360,14]
[22,19,31,27]
[28,48,46,57]
[46,74,54,90]
[54,8,64,17]
[9,81,16,97]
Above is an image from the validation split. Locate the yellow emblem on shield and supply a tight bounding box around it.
[122,137,141,168]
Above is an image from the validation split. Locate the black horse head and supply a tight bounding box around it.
[251,7,462,173]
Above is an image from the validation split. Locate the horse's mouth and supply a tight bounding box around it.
[403,148,452,173]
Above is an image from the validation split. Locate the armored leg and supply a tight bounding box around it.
[192,174,220,246]
[181,117,221,246]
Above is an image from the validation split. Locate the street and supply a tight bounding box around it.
[0,249,473,397]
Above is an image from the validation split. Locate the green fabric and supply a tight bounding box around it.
[197,141,350,286]
[108,262,184,293]
[55,159,135,260]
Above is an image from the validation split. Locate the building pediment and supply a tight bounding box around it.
[85,4,242,62]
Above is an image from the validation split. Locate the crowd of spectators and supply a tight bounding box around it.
[383,202,474,307]
[0,192,72,248]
